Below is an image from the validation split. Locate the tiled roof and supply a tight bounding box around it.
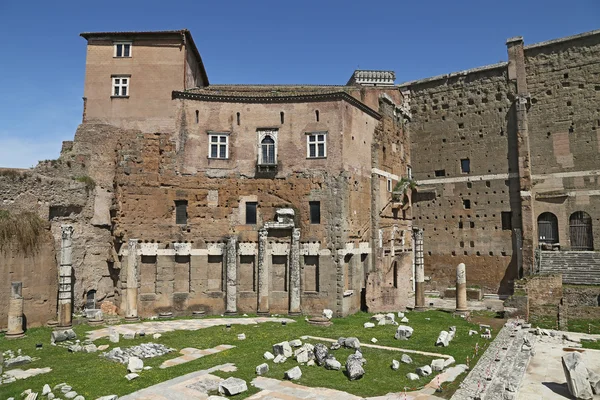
[173,85,381,119]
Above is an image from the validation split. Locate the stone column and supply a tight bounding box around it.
[257,229,269,316]
[6,282,25,339]
[125,239,139,321]
[456,263,468,314]
[225,236,238,315]
[289,228,301,315]
[413,228,426,310]
[58,224,74,328]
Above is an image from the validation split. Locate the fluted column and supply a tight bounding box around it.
[289,228,301,315]
[413,228,426,310]
[225,236,238,315]
[456,262,468,314]
[125,239,139,321]
[58,224,74,328]
[6,282,25,339]
[257,229,269,316]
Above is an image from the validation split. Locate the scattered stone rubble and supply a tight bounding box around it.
[102,343,174,364]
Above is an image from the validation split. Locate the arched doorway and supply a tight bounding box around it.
[569,211,594,251]
[537,212,559,244]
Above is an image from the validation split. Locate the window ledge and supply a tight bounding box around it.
[113,56,132,59]
[207,157,229,160]
[111,96,130,99]
[307,157,327,160]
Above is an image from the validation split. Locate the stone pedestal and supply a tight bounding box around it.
[58,225,74,328]
[289,228,301,316]
[125,239,140,321]
[257,229,269,316]
[456,263,468,314]
[225,236,238,315]
[6,282,25,339]
[413,228,426,311]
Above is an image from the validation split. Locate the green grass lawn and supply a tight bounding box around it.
[0,311,494,399]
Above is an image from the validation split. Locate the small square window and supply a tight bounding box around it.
[114,42,132,58]
[208,133,229,159]
[307,132,327,158]
[460,158,470,173]
[246,202,257,225]
[309,201,320,224]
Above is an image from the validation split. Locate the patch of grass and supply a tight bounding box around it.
[0,311,492,399]
[73,175,96,192]
[567,319,600,334]
[529,313,558,330]
[582,340,600,350]
[0,210,45,254]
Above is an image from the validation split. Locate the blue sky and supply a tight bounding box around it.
[0,0,598,168]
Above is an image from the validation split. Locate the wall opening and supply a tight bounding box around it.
[309,201,321,224]
[280,111,285,124]
[434,169,446,177]
[460,158,470,173]
[195,110,199,124]
[175,200,188,225]
[86,289,96,310]
[303,255,319,292]
[569,211,594,250]
[246,202,257,225]
[501,211,512,230]
[463,199,471,209]
[315,110,320,122]
[236,112,240,125]
[538,212,559,244]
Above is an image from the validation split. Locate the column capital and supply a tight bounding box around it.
[61,224,74,239]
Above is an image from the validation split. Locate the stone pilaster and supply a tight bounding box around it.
[225,236,238,315]
[125,239,139,321]
[257,229,269,316]
[456,263,468,314]
[413,228,426,311]
[58,224,74,328]
[6,282,25,339]
[289,228,301,315]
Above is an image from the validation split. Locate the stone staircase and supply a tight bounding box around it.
[539,251,600,285]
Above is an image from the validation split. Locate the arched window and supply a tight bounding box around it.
[537,212,559,244]
[569,211,593,250]
[86,289,97,310]
[260,135,276,165]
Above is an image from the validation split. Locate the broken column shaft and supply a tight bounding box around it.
[257,229,269,316]
[413,228,426,310]
[225,236,238,315]
[58,224,74,328]
[289,228,301,315]
[125,239,139,321]
[6,282,25,339]
[456,262,468,314]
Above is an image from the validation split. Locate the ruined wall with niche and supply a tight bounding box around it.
[525,32,600,249]
[405,65,519,295]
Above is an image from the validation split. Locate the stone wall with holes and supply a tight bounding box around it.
[0,234,58,330]
[403,65,519,295]
[526,33,600,250]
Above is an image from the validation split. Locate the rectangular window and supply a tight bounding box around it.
[407,166,412,179]
[114,42,132,58]
[112,76,129,97]
[463,199,471,209]
[208,133,229,159]
[387,178,393,192]
[309,201,320,224]
[501,211,512,230]
[175,200,187,225]
[434,169,445,177]
[246,202,257,224]
[461,158,471,173]
[306,132,327,158]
